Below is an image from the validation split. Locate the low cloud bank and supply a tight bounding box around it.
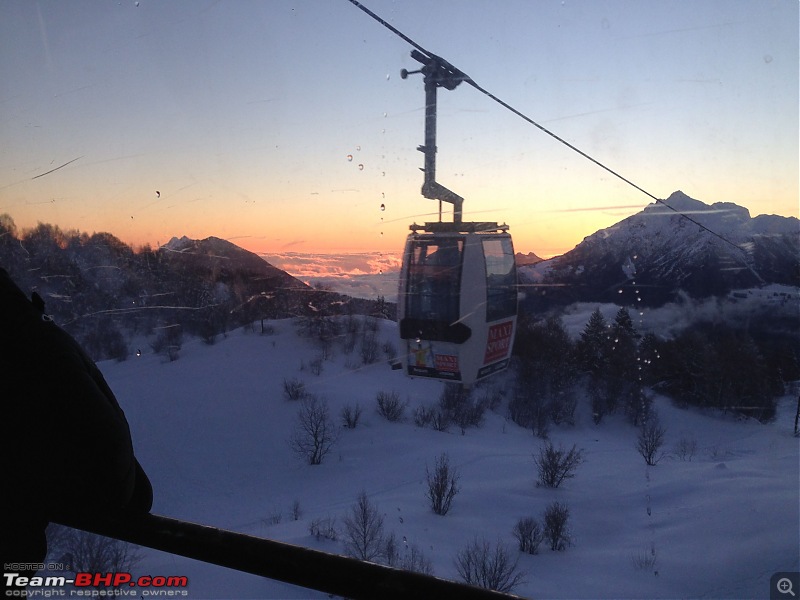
[261,251,401,301]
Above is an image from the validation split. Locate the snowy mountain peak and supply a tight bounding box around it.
[163,235,193,251]
[520,191,799,307]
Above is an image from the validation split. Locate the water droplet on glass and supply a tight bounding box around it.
[618,289,623,294]
[381,171,386,177]
[358,164,364,170]
[379,269,383,275]
[380,203,385,211]
[346,154,353,162]
[136,349,141,357]
[383,112,388,118]
[386,73,391,80]
[356,145,361,151]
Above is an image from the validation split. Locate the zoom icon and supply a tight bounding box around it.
[772,572,800,599]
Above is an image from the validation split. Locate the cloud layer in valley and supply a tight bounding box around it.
[262,252,401,301]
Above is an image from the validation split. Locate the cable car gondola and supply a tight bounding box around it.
[396,51,518,386]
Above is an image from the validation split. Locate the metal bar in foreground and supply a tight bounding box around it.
[56,512,526,600]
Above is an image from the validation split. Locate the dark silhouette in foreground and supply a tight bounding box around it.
[0,268,152,591]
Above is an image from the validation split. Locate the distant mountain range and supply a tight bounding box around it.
[1,191,796,357]
[519,191,799,308]
[514,251,544,266]
[0,221,384,360]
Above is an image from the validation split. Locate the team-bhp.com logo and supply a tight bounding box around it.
[3,572,189,597]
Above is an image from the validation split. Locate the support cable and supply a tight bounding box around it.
[346,0,764,283]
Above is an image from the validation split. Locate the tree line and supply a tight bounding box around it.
[0,216,389,362]
[512,306,793,425]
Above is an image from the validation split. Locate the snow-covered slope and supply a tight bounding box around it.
[88,316,800,599]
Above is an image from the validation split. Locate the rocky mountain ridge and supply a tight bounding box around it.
[520,191,799,308]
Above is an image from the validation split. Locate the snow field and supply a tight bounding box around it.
[101,317,799,599]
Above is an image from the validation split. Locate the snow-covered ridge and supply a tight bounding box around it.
[519,191,799,307]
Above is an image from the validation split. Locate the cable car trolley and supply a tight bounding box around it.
[396,51,518,386]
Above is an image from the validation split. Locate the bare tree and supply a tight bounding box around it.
[543,501,572,551]
[46,524,143,573]
[533,442,585,488]
[342,491,385,562]
[289,395,338,465]
[512,517,544,555]
[637,413,667,466]
[283,377,307,401]
[341,402,363,429]
[384,533,434,575]
[376,390,407,422]
[454,537,525,594]
[426,453,460,516]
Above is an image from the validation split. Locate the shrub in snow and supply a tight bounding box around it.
[508,385,549,438]
[426,453,459,516]
[309,356,324,376]
[360,331,380,365]
[382,340,397,360]
[454,537,525,594]
[290,499,302,521]
[376,390,407,422]
[637,413,667,466]
[478,388,504,412]
[543,501,571,551]
[674,433,698,462]
[412,404,435,428]
[342,491,385,562]
[430,408,451,432]
[151,324,182,362]
[452,397,487,433]
[342,313,360,355]
[308,517,337,542]
[440,384,486,434]
[46,524,142,573]
[283,377,307,401]
[341,402,363,429]
[533,442,585,488]
[265,508,282,526]
[289,395,338,465]
[384,533,434,575]
[512,517,544,555]
[82,319,129,362]
[631,545,658,573]
[625,389,654,427]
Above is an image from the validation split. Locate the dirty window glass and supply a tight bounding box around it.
[1,2,797,599]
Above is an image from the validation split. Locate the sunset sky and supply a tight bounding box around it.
[1,0,797,268]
